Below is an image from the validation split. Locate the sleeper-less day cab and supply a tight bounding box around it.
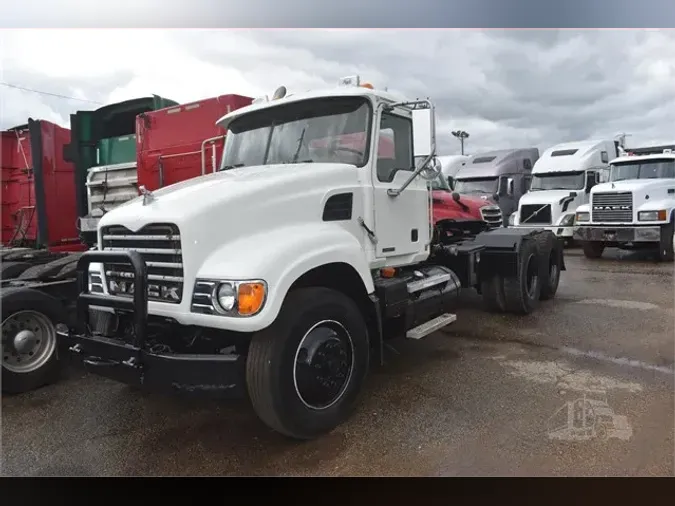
[573,146,675,260]
[61,77,565,439]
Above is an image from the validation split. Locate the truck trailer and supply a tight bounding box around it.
[61,76,565,440]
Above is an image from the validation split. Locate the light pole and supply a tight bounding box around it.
[452,130,470,155]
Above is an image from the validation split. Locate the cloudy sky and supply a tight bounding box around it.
[1,29,674,155]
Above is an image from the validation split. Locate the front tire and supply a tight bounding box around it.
[2,288,66,394]
[581,241,605,259]
[657,220,674,262]
[246,287,370,440]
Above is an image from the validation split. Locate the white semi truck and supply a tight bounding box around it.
[573,145,675,261]
[60,77,564,439]
[511,140,621,243]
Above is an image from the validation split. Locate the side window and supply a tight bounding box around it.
[523,158,532,171]
[522,175,532,192]
[601,151,609,164]
[377,112,413,183]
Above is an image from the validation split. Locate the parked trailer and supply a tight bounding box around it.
[1,119,87,393]
[62,76,565,440]
[64,95,178,246]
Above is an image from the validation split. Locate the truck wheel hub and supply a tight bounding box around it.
[294,321,354,410]
[2,310,57,374]
[13,329,37,354]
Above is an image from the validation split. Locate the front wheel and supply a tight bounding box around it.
[246,287,370,439]
[581,241,605,259]
[657,221,674,262]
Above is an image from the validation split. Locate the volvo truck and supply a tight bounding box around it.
[453,148,539,225]
[574,145,675,260]
[60,76,565,440]
[511,139,620,244]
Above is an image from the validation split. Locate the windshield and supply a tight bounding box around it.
[220,97,372,170]
[530,171,585,191]
[454,177,498,194]
[431,174,451,192]
[610,159,675,182]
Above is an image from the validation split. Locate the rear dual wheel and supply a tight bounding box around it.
[246,287,370,440]
[481,233,561,315]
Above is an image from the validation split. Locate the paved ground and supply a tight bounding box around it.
[2,248,674,476]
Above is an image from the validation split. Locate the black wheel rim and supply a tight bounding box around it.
[525,254,539,298]
[293,320,354,410]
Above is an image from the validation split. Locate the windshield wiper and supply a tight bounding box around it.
[219,163,244,171]
[291,127,307,164]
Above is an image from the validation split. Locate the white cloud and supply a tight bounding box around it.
[1,29,674,153]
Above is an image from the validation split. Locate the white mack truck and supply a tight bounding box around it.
[61,77,565,439]
[573,145,675,260]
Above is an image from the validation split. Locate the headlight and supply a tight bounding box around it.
[216,282,236,311]
[559,214,575,227]
[638,210,667,221]
[575,212,590,223]
[192,279,267,317]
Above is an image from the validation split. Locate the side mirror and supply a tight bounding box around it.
[452,191,461,202]
[506,177,515,196]
[447,176,455,190]
[585,171,597,193]
[412,108,433,159]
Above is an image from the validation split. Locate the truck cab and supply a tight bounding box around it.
[573,146,675,261]
[512,140,619,243]
[436,154,469,189]
[62,76,563,440]
[64,95,178,246]
[453,148,539,225]
[430,174,503,227]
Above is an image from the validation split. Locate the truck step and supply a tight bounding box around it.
[406,313,457,340]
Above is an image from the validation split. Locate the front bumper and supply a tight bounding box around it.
[573,225,661,243]
[515,224,574,238]
[58,250,246,398]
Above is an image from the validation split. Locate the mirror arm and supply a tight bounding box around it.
[387,98,436,198]
[387,139,436,197]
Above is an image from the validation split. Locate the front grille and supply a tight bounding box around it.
[480,206,503,227]
[519,204,552,225]
[100,223,183,303]
[591,192,633,222]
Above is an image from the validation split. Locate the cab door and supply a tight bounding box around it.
[371,107,430,264]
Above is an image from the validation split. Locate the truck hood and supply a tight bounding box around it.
[99,162,357,232]
[431,190,495,210]
[519,189,581,206]
[592,179,675,194]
